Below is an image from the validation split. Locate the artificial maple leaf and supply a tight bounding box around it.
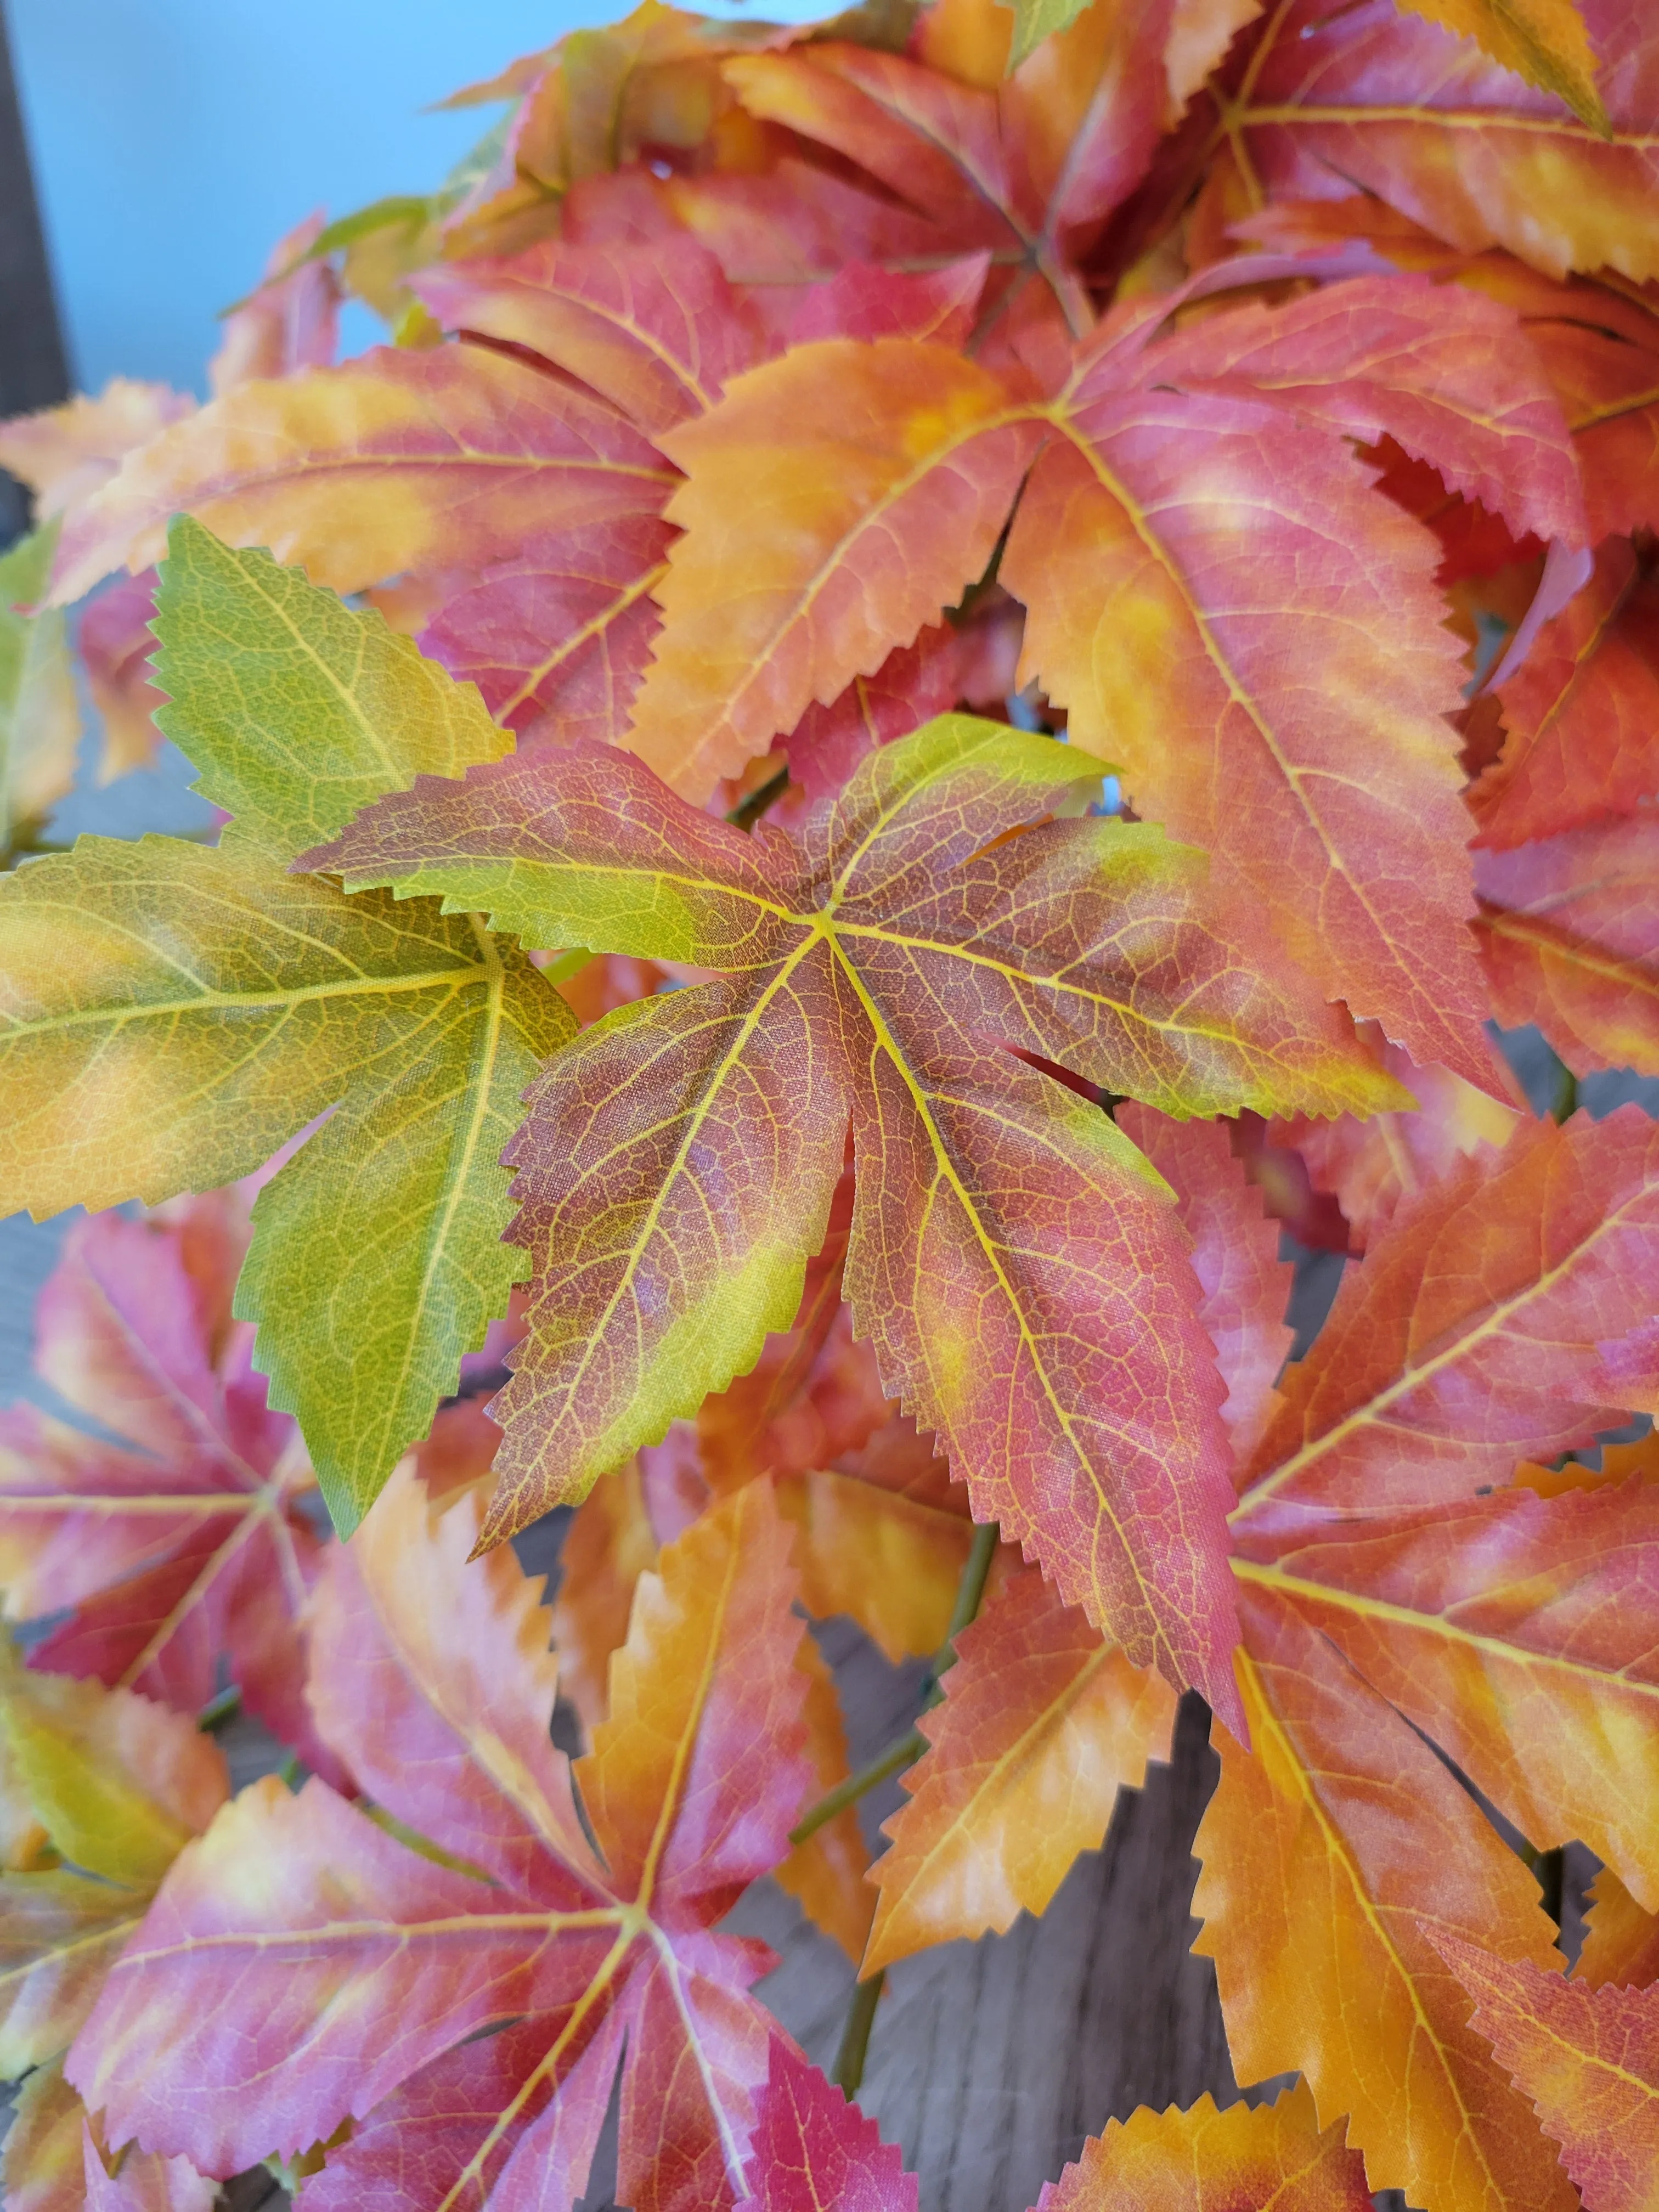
[47,341,674,612]
[0,524,574,1530]
[742,2036,916,2212]
[1033,2083,1370,2212]
[1233,1105,1659,1526]
[718,8,1177,332]
[545,1451,877,1964]
[651,1165,977,1667]
[1220,0,1656,284]
[0,1195,343,1784]
[0,526,80,854]
[1470,538,1659,850]
[623,266,1577,1080]
[1138,1109,1659,2205]
[0,1656,223,2212]
[1194,1590,1578,2212]
[1476,815,1659,1080]
[1437,1936,1659,2212]
[1235,203,1659,545]
[864,1564,1176,1971]
[207,211,340,398]
[69,1472,814,2212]
[307,713,1404,1714]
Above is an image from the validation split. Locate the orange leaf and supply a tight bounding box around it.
[1195,1589,1576,2212]
[865,1565,1175,1971]
[775,1634,876,1965]
[1032,2082,1368,2212]
[625,338,1040,797]
[1577,1866,1659,1991]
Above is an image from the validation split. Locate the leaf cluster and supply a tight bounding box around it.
[0,0,1656,2203]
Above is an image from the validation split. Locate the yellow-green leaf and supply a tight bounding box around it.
[0,836,572,1529]
[153,516,511,865]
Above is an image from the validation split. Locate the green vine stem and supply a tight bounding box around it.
[832,1968,885,2098]
[789,1519,998,1847]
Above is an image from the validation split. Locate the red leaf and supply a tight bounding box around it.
[742,2037,917,2212]
[0,1198,340,1784]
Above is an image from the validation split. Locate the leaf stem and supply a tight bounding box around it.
[832,1968,885,2097]
[791,1729,924,1846]
[788,1519,999,1846]
[727,765,790,832]
[199,1685,242,1733]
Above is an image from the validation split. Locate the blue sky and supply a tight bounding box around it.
[10,0,816,398]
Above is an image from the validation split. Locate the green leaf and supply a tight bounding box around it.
[153,515,510,864]
[0,523,80,855]
[0,833,571,1529]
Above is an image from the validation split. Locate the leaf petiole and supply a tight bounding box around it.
[788,1519,999,1846]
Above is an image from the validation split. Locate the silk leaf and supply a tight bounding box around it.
[307,714,1404,1716]
[0,533,576,1532]
[69,1475,811,2212]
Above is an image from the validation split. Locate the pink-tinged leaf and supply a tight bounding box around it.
[786,256,991,347]
[1435,1937,1659,2212]
[49,345,674,606]
[207,212,340,398]
[0,382,195,527]
[413,239,766,433]
[742,2037,917,2212]
[997,0,1173,238]
[567,160,970,309]
[418,512,672,749]
[843,1036,1244,1733]
[304,1467,601,1899]
[1528,290,1659,542]
[1150,273,1586,551]
[783,627,964,800]
[723,47,1022,251]
[1234,1107,1659,1532]
[78,571,165,781]
[0,1203,340,1783]
[1117,1106,1291,1459]
[81,2122,215,2212]
[1479,546,1659,857]
[297,2006,628,2212]
[1476,816,1659,1080]
[1236,0,1659,284]
[69,1482,807,2212]
[309,716,1398,1712]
